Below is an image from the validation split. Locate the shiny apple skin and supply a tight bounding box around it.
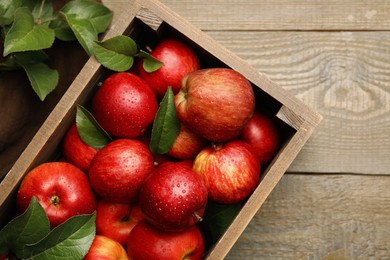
[138,38,200,98]
[88,139,155,203]
[127,220,204,260]
[241,111,282,167]
[175,68,255,142]
[193,140,260,204]
[139,162,208,232]
[17,162,96,228]
[167,123,208,160]
[84,235,129,260]
[92,72,158,138]
[63,123,99,173]
[96,200,144,246]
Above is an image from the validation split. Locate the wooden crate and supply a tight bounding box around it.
[0,0,322,259]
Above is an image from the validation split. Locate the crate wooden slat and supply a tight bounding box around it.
[0,0,322,259]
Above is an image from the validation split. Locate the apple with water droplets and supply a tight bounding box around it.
[92,72,158,138]
[139,161,208,232]
[127,220,204,260]
[88,139,155,203]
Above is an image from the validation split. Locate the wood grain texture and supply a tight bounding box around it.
[160,0,390,31]
[226,173,390,259]
[205,31,390,175]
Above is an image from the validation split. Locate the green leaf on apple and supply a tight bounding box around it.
[0,196,50,255]
[138,49,164,72]
[93,35,138,72]
[3,7,55,56]
[149,87,180,155]
[17,212,96,260]
[76,105,112,149]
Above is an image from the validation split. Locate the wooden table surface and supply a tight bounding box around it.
[105,1,390,259]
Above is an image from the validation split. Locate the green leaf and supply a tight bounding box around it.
[13,50,49,64]
[50,18,77,41]
[60,0,113,34]
[149,87,180,155]
[0,50,49,70]
[3,7,55,56]
[93,35,138,72]
[17,213,96,260]
[19,61,59,101]
[76,105,112,149]
[0,197,50,255]
[201,201,242,244]
[61,13,97,56]
[138,49,164,72]
[22,0,54,22]
[0,0,22,26]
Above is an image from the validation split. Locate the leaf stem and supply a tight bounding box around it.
[37,0,47,23]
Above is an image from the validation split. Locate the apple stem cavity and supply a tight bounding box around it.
[50,195,60,206]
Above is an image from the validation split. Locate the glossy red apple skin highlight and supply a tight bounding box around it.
[175,68,255,142]
[92,72,158,138]
[193,140,260,204]
[17,162,96,228]
[139,162,208,232]
[88,139,155,203]
[127,220,205,260]
[138,38,200,98]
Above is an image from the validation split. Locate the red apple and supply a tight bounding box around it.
[241,111,282,167]
[84,235,128,260]
[167,123,208,160]
[193,140,260,204]
[89,139,155,203]
[127,220,204,260]
[62,123,99,172]
[139,162,208,232]
[17,162,96,228]
[175,68,255,142]
[96,200,144,246]
[138,38,200,98]
[92,72,158,138]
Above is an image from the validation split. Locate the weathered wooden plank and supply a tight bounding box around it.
[226,173,390,259]
[205,31,390,175]
[105,0,390,31]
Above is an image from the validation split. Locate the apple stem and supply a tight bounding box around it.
[211,142,223,151]
[193,212,203,222]
[50,195,60,206]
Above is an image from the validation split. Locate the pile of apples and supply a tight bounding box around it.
[15,37,282,259]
